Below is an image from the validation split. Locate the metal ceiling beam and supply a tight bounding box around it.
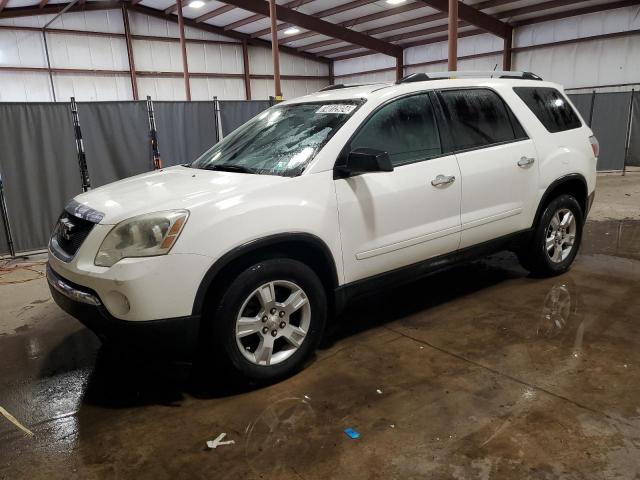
[0,0,117,18]
[251,0,377,38]
[39,0,49,8]
[0,0,9,13]
[212,0,401,57]
[417,0,510,38]
[280,1,426,44]
[129,3,331,64]
[222,0,315,30]
[292,0,517,52]
[512,0,640,26]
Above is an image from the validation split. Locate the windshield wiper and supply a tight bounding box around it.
[203,164,256,174]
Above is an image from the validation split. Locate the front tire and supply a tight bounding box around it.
[518,194,583,277]
[210,258,326,382]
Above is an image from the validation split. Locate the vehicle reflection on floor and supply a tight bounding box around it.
[1,220,639,479]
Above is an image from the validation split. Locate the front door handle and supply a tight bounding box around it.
[431,174,456,187]
[517,156,535,167]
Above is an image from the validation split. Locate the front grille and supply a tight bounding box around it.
[51,212,95,261]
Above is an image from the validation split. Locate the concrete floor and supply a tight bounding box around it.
[1,174,639,479]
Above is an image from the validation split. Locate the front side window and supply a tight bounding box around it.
[191,101,363,177]
[513,87,582,133]
[440,88,523,151]
[349,93,442,167]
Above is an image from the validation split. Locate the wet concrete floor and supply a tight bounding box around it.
[0,220,639,479]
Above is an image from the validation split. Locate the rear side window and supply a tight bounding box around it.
[439,89,526,151]
[513,87,582,133]
[349,93,442,167]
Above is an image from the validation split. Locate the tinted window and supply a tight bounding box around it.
[440,89,524,151]
[350,93,442,167]
[514,87,582,133]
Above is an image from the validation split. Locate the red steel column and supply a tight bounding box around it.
[122,4,138,100]
[448,0,458,71]
[242,39,252,100]
[268,0,282,98]
[176,0,191,100]
[503,26,513,71]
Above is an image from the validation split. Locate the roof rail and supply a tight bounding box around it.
[319,83,382,91]
[396,71,543,84]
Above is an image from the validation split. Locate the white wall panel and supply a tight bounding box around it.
[52,73,132,101]
[0,10,124,33]
[186,42,243,74]
[281,78,329,99]
[190,77,246,100]
[0,71,52,101]
[133,39,183,72]
[128,11,238,42]
[0,29,46,67]
[513,36,640,89]
[47,34,129,70]
[137,76,187,101]
[250,78,273,100]
[335,70,395,85]
[333,53,394,77]
[248,45,328,76]
[515,6,640,48]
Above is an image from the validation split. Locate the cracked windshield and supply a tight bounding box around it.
[191,101,363,177]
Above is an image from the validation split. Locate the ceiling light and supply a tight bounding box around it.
[284,27,301,35]
[188,0,205,8]
[386,0,406,4]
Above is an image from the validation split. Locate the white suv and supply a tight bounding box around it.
[47,71,598,381]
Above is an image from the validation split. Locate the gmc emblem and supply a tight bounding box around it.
[60,218,75,241]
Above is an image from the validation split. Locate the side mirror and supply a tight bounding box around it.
[336,148,394,177]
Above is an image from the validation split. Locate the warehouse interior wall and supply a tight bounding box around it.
[334,5,640,92]
[0,10,329,102]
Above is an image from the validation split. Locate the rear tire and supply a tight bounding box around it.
[208,258,326,382]
[518,194,583,277]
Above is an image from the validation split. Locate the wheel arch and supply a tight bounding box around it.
[192,233,339,317]
[533,174,589,228]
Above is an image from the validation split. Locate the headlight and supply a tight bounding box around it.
[94,210,189,267]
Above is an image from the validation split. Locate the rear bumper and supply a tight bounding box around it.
[586,191,595,217]
[47,264,200,353]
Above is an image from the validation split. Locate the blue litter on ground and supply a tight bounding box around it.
[344,428,360,439]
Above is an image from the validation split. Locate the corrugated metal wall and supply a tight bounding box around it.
[0,10,329,101]
[334,5,640,91]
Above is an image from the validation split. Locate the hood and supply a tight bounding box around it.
[69,166,287,224]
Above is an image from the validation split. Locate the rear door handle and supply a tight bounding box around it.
[517,156,535,167]
[431,174,456,187]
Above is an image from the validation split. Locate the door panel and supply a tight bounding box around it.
[336,155,461,283]
[457,139,539,248]
[437,87,539,249]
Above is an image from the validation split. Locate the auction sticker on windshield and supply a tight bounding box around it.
[316,104,357,115]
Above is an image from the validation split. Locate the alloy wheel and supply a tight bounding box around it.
[235,280,311,366]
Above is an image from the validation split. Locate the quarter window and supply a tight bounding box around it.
[440,89,525,151]
[349,93,442,167]
[513,87,582,133]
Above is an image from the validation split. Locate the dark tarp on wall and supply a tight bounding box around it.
[0,103,81,253]
[219,100,271,137]
[567,93,594,126]
[590,92,633,171]
[0,198,9,255]
[78,102,150,187]
[153,102,218,166]
[627,91,640,167]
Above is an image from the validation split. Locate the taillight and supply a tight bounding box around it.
[589,135,599,158]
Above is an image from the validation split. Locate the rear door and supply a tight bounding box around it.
[437,88,539,249]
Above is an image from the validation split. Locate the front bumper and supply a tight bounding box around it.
[47,264,200,352]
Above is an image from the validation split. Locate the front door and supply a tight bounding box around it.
[335,93,462,284]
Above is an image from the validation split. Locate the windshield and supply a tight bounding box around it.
[191,100,363,177]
